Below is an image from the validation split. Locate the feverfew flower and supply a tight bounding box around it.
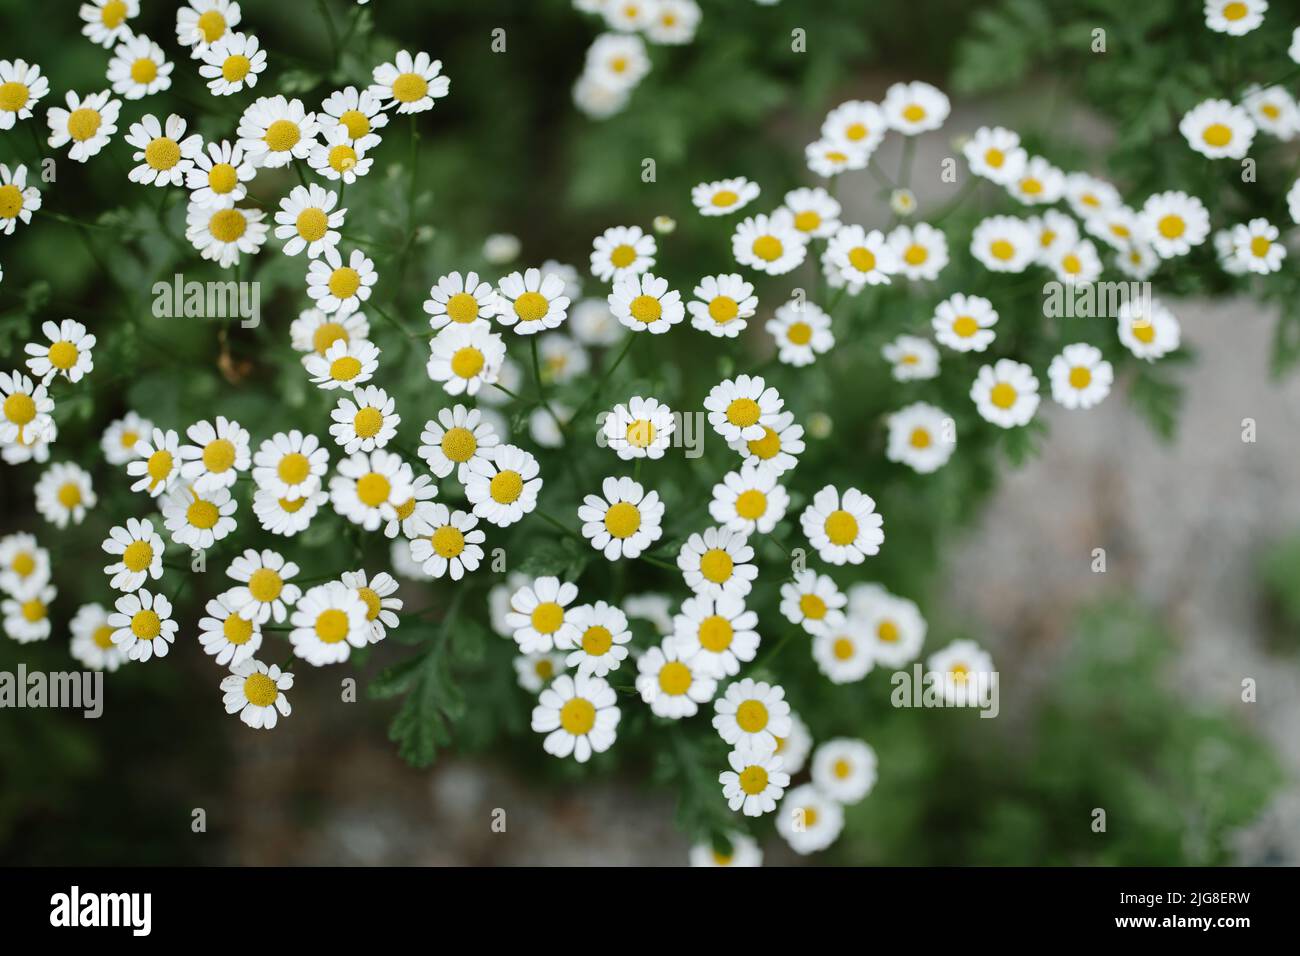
[464,443,542,528]
[424,271,498,332]
[0,60,49,130]
[199,31,266,96]
[971,215,1037,272]
[1007,155,1065,206]
[495,268,570,334]
[419,404,499,481]
[507,576,580,653]
[126,114,202,187]
[672,593,760,678]
[101,517,164,593]
[779,570,846,637]
[1117,298,1181,361]
[81,0,138,48]
[692,177,760,217]
[1179,98,1255,159]
[225,549,301,624]
[46,90,121,162]
[179,416,250,492]
[811,738,878,804]
[963,126,1027,184]
[705,374,783,443]
[732,211,807,276]
[882,334,940,382]
[185,140,255,209]
[720,744,790,817]
[70,603,128,671]
[933,293,997,352]
[161,483,237,550]
[886,402,956,474]
[1048,343,1113,410]
[971,359,1041,428]
[340,569,402,643]
[557,600,632,677]
[776,784,845,855]
[826,224,894,287]
[821,99,886,156]
[251,430,329,500]
[636,640,718,718]
[3,583,54,643]
[306,247,377,315]
[330,386,398,454]
[107,35,173,99]
[849,583,927,668]
[289,581,370,666]
[408,504,485,581]
[888,222,949,281]
[197,590,261,666]
[108,589,178,662]
[584,33,650,90]
[329,449,409,532]
[1229,217,1286,274]
[319,85,387,150]
[689,834,762,868]
[1204,0,1267,37]
[369,50,449,113]
[713,678,792,755]
[176,1,241,58]
[602,396,675,460]
[709,461,789,535]
[274,183,344,258]
[687,274,757,338]
[35,463,96,528]
[812,622,874,684]
[0,163,41,235]
[927,639,996,706]
[305,338,380,392]
[309,122,373,183]
[800,484,884,566]
[728,410,804,477]
[427,325,505,397]
[766,300,833,367]
[236,94,318,168]
[221,658,292,729]
[127,427,181,497]
[578,476,664,560]
[185,202,268,267]
[1139,191,1210,259]
[531,672,620,763]
[24,320,95,385]
[882,80,949,134]
[677,526,757,600]
[608,272,683,334]
[590,225,656,282]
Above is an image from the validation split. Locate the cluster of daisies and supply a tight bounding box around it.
[570,0,701,119]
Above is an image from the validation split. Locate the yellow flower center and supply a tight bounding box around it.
[833,637,855,659]
[904,244,928,265]
[1250,236,1271,257]
[708,296,738,324]
[698,615,733,652]
[11,552,35,576]
[751,235,783,262]
[581,625,613,656]
[990,239,1015,261]
[989,382,1018,409]
[223,614,254,645]
[1157,215,1185,239]
[952,315,978,337]
[793,210,821,233]
[725,397,761,428]
[799,593,827,619]
[902,104,926,123]
[823,509,859,546]
[0,81,29,113]
[1020,177,1043,196]
[278,497,306,512]
[328,266,361,299]
[248,568,283,603]
[531,602,564,634]
[609,243,636,268]
[735,489,767,520]
[1201,123,1232,148]
[710,189,739,207]
[144,137,181,171]
[67,108,102,142]
[339,109,370,139]
[786,322,812,346]
[330,355,362,381]
[1062,253,1082,275]
[489,469,523,504]
[848,246,876,272]
[431,524,465,558]
[559,697,595,735]
[604,501,641,538]
[203,438,236,474]
[747,427,780,459]
[441,426,477,461]
[21,598,46,622]
[355,472,390,507]
[513,291,549,323]
[738,765,769,795]
[314,609,350,643]
[1222,1,1247,19]
[101,0,127,27]
[451,347,484,379]
[1068,366,1092,390]
[57,483,82,509]
[392,72,429,103]
[629,294,662,324]
[699,548,733,583]
[296,207,328,242]
[208,163,238,194]
[0,184,23,219]
[48,341,78,370]
[984,147,1004,167]
[658,660,692,696]
[358,587,381,621]
[445,292,480,324]
[329,144,358,173]
[877,620,899,642]
[625,419,656,448]
[197,9,227,42]
[909,427,931,449]
[833,759,851,779]
[264,119,300,153]
[93,625,116,649]
[352,406,383,439]
[277,452,311,485]
[131,609,161,639]
[187,498,219,529]
[736,699,769,733]
[209,208,247,243]
[845,121,868,141]
[222,55,251,82]
[243,672,278,706]
[146,449,173,484]
[130,58,157,84]
[122,540,153,572]
[1132,318,1156,344]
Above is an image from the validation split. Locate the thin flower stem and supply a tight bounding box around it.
[573,334,634,423]
[866,158,896,193]
[369,301,420,341]
[316,0,341,68]
[533,508,582,541]
[898,136,916,190]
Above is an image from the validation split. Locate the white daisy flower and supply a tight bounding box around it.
[406,504,484,581]
[34,463,95,528]
[1061,174,1120,220]
[488,571,531,637]
[24,319,95,385]
[709,461,789,536]
[225,549,300,625]
[46,89,121,162]
[970,215,1037,272]
[636,640,718,719]
[81,0,137,48]
[687,273,757,338]
[0,59,49,130]
[1084,205,1141,252]
[677,526,757,600]
[1241,83,1296,140]
[689,833,762,868]
[237,94,318,168]
[369,49,449,114]
[1007,155,1065,205]
[1229,217,1286,274]
[620,592,672,638]
[602,396,675,460]
[571,72,630,120]
[108,588,177,662]
[812,622,875,684]
[305,338,380,392]
[199,31,265,96]
[289,581,369,666]
[340,569,402,643]
[462,443,539,528]
[888,222,949,281]
[0,533,49,596]
[273,183,344,258]
[1205,0,1266,35]
[590,224,656,282]
[882,334,940,381]
[705,373,783,443]
[423,271,498,332]
[557,600,631,677]
[184,202,268,267]
[127,427,181,497]
[1048,343,1113,410]
[0,163,41,235]
[971,359,1040,428]
[608,272,683,334]
[319,85,388,151]
[602,0,653,30]
[962,125,1027,184]
[418,405,498,481]
[777,784,845,855]
[176,0,240,56]
[727,409,804,477]
[1139,191,1210,259]
[720,743,790,817]
[804,138,868,178]
[672,592,759,677]
[197,589,261,666]
[773,712,812,775]
[849,582,926,668]
[531,672,619,763]
[927,639,996,706]
[713,678,792,755]
[2,583,54,643]
[1215,228,1250,276]
[827,223,895,286]
[1115,241,1160,280]
[101,517,164,593]
[385,470,437,540]
[800,484,884,566]
[70,603,129,671]
[507,576,580,653]
[493,267,570,334]
[733,209,809,276]
[535,334,589,388]
[1180,98,1255,160]
[645,0,700,42]
[329,385,398,455]
[584,32,650,90]
[329,449,410,532]
[882,80,949,134]
[309,122,373,183]
[185,139,255,209]
[577,476,665,561]
[514,652,567,693]
[1049,239,1103,285]
[306,247,377,315]
[886,402,956,474]
[252,486,327,537]
[0,371,53,450]
[251,430,328,500]
[1029,210,1078,262]
[767,300,834,367]
[780,185,841,240]
[1117,298,1181,361]
[812,738,878,805]
[932,293,996,353]
[427,324,506,397]
[178,417,250,493]
[162,483,237,550]
[221,657,293,729]
[779,569,846,637]
[692,177,760,217]
[568,299,625,346]
[289,309,369,358]
[107,35,173,100]
[821,99,886,155]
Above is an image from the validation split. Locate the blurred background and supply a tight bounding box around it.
[0,0,1296,864]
